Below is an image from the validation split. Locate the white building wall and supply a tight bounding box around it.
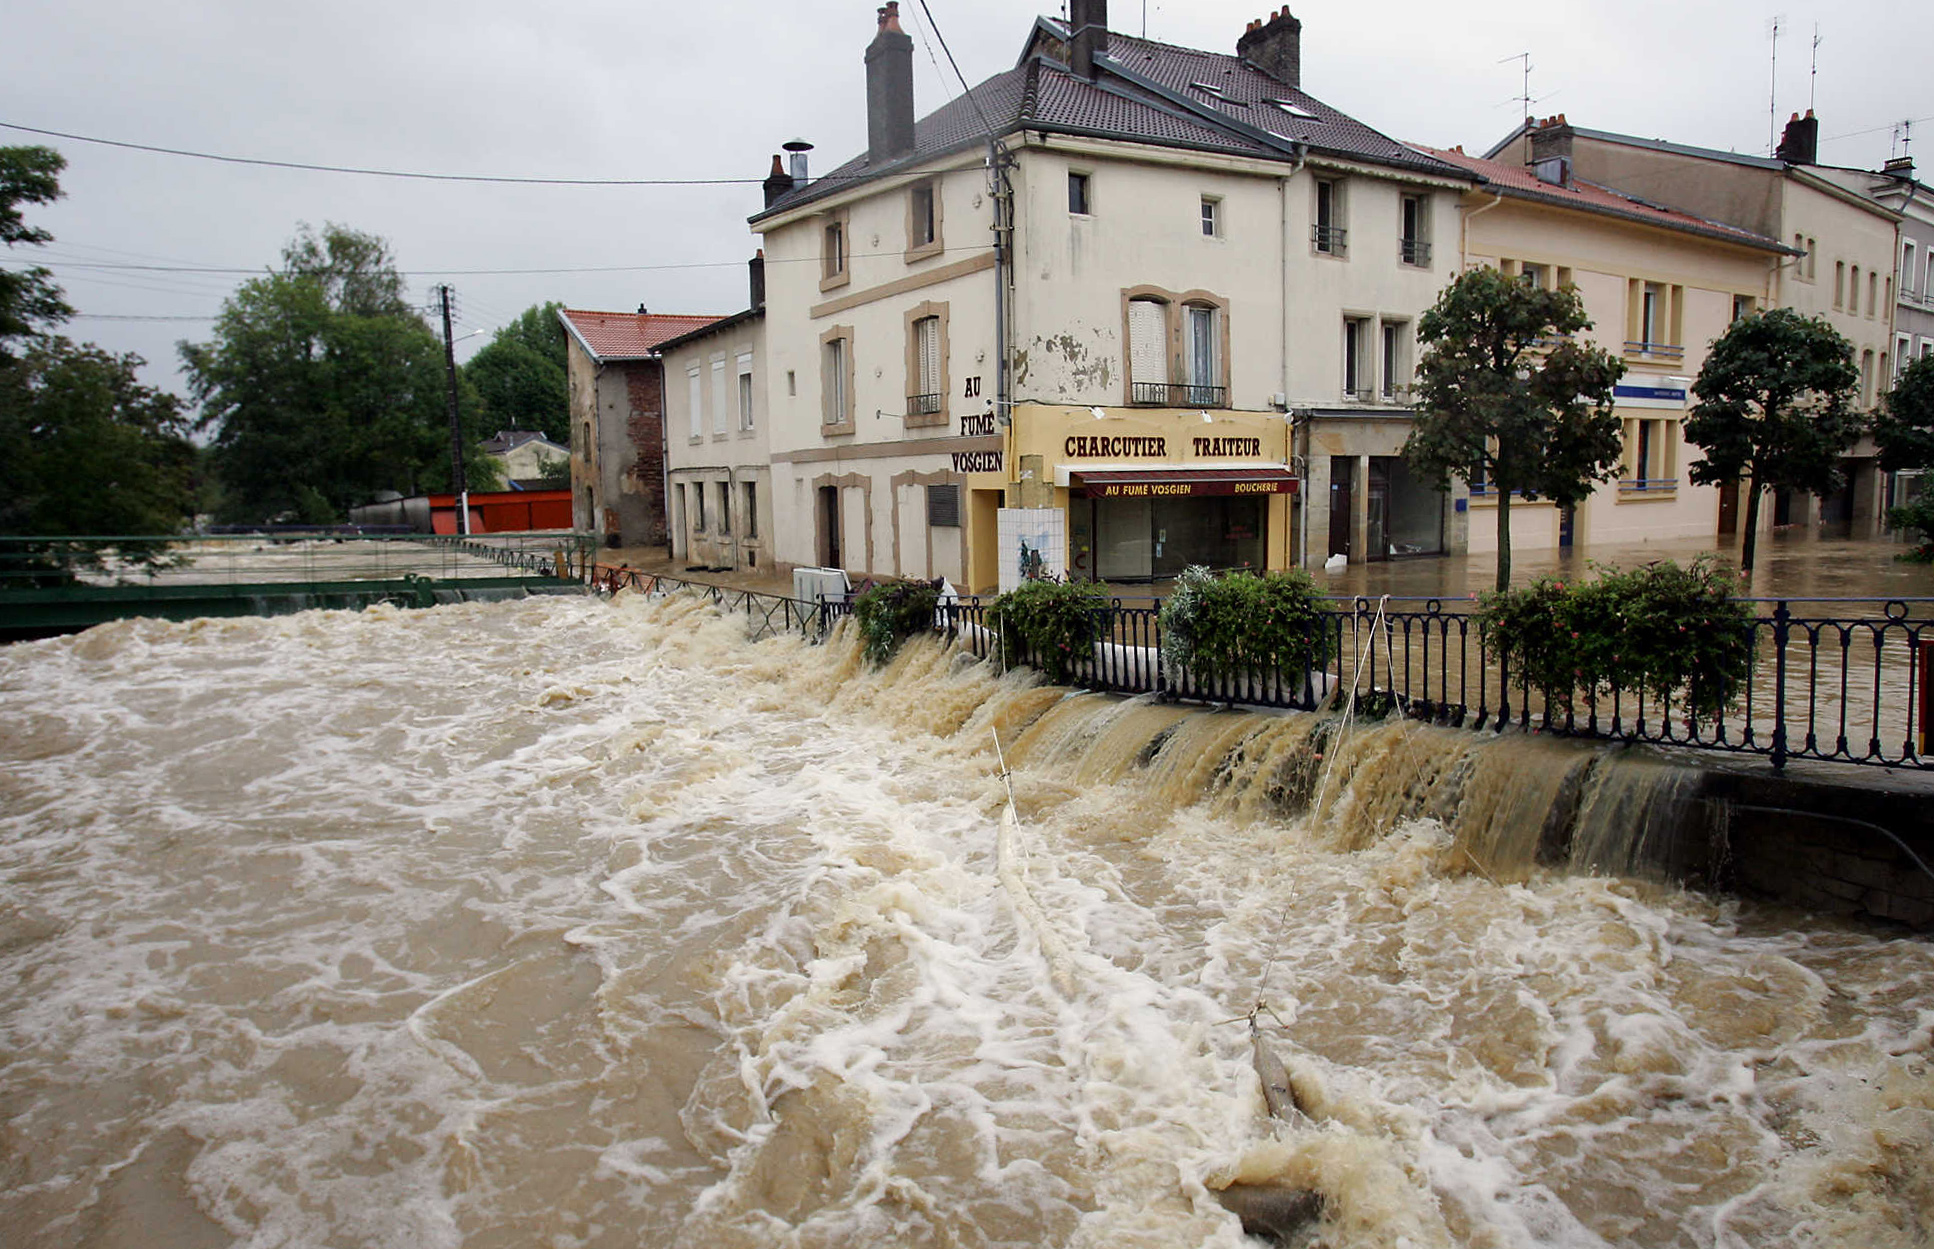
[663,315,772,571]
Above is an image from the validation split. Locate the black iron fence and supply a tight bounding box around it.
[595,570,1933,773]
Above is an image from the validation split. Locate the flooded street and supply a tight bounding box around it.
[2,593,1931,1247]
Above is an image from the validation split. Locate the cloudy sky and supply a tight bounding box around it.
[3,0,1925,397]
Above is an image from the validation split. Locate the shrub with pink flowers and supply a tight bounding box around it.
[1478,557,1754,719]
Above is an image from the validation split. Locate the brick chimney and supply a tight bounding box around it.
[1237,8,1302,90]
[1528,113,1574,167]
[1775,110,1819,165]
[762,154,792,209]
[866,3,915,168]
[1070,0,1108,81]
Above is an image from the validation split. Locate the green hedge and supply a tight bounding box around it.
[985,578,1108,684]
[1158,566,1335,687]
[1478,558,1754,720]
[852,578,941,666]
[1888,493,1934,563]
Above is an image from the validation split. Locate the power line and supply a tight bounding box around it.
[0,120,780,186]
[68,313,218,321]
[0,243,995,279]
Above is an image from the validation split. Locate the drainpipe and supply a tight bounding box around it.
[1462,188,1504,268]
[1279,144,1306,567]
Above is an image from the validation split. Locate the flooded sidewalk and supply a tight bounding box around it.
[600,529,1934,608]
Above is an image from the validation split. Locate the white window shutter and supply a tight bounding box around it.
[1129,300,1165,386]
[918,317,940,395]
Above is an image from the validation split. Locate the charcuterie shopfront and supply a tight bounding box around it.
[1010,405,1297,582]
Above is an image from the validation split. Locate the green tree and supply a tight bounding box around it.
[1684,308,1859,573]
[463,301,569,443]
[181,224,495,524]
[0,338,198,536]
[1,146,73,361]
[1402,267,1626,591]
[1875,354,1934,550]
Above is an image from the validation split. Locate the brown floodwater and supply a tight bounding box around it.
[1,592,1930,1247]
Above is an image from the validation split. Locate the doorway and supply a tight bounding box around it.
[1717,480,1739,535]
[1328,457,1354,560]
[818,486,842,569]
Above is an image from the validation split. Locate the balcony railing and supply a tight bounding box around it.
[1311,224,1348,255]
[908,392,943,416]
[1624,340,1686,359]
[1400,236,1431,266]
[1129,381,1229,408]
[1619,477,1679,493]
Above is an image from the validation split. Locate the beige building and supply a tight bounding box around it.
[1419,145,1791,555]
[658,261,772,572]
[748,2,1475,590]
[1488,114,1904,533]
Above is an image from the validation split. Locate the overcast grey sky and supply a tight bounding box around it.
[3,0,1926,398]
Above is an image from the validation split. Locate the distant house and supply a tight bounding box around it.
[557,307,725,547]
[479,429,570,490]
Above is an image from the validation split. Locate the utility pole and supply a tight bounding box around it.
[434,283,469,535]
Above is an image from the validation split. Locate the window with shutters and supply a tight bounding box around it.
[736,353,754,431]
[1124,288,1228,408]
[903,301,949,427]
[927,483,960,528]
[686,367,703,441]
[1127,296,1168,404]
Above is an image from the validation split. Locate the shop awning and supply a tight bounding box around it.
[1072,468,1298,497]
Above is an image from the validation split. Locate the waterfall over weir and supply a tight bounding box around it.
[2,592,1930,1249]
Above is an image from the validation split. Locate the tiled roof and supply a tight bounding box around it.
[1415,145,1791,253]
[753,17,1466,221]
[556,309,726,360]
[1095,29,1463,177]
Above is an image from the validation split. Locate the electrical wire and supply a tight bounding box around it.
[0,242,994,279]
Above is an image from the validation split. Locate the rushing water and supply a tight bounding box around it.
[2,593,1931,1248]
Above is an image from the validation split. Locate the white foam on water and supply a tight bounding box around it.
[2,593,1931,1248]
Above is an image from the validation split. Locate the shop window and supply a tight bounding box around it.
[717,481,731,535]
[694,481,706,532]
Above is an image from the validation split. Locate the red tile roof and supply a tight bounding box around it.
[1413,145,1789,253]
[558,309,726,360]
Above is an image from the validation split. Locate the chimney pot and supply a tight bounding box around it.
[637,304,648,315]
[1235,4,1301,90]
[1776,110,1819,165]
